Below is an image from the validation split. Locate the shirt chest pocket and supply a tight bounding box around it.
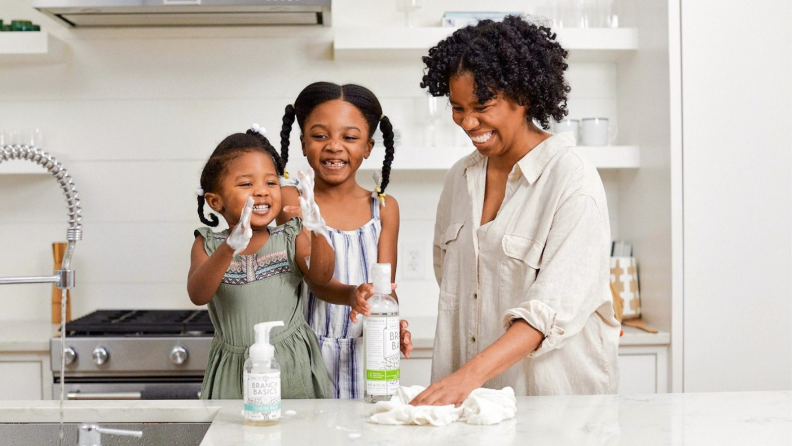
[438,221,465,311]
[499,234,544,301]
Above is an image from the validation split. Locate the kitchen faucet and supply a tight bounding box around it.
[76,423,142,446]
[0,144,82,289]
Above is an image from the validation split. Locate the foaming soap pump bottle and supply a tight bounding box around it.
[244,321,284,426]
[364,263,400,403]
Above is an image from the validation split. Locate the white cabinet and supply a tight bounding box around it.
[400,349,433,388]
[0,322,56,400]
[679,0,792,392]
[0,353,51,400]
[402,327,670,393]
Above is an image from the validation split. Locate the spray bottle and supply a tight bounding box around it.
[243,321,283,426]
[364,263,400,403]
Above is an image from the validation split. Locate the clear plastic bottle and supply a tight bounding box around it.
[364,263,400,403]
[243,321,283,426]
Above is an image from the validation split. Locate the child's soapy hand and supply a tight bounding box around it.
[227,197,253,256]
[297,169,332,246]
[400,319,414,359]
[347,283,398,323]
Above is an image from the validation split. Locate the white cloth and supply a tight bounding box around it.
[432,132,620,396]
[369,386,516,426]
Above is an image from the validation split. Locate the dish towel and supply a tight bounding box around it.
[369,385,516,426]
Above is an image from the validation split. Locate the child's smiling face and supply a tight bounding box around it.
[205,150,282,230]
[301,99,375,187]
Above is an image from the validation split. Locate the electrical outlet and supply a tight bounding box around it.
[402,243,425,280]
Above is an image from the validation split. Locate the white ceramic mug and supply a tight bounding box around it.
[553,118,580,144]
[580,117,617,146]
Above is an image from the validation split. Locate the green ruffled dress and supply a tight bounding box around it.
[194,218,332,400]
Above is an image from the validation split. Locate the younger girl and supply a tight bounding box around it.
[277,82,412,399]
[188,125,334,399]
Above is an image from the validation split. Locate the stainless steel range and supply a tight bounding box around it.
[51,310,213,400]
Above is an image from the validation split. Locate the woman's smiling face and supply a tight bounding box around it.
[449,73,531,159]
[301,99,374,187]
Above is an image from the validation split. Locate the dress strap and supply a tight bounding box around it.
[370,196,381,221]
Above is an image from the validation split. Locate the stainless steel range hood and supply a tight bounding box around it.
[33,0,331,28]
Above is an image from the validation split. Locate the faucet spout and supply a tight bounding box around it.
[0,144,82,288]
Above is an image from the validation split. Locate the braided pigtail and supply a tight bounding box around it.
[197,188,219,227]
[246,127,284,176]
[280,104,296,176]
[378,115,395,195]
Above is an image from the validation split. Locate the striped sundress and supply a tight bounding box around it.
[304,197,381,399]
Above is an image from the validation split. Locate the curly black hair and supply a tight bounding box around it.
[420,15,570,130]
[197,129,283,227]
[281,82,396,195]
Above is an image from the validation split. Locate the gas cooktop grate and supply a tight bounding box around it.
[63,310,214,336]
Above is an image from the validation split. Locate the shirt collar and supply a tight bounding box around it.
[462,132,575,185]
[516,132,575,185]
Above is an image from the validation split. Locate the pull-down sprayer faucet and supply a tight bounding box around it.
[0,144,82,289]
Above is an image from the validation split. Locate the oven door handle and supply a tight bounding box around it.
[67,392,142,400]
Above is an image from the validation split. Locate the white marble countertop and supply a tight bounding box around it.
[0,320,58,352]
[1,391,788,445]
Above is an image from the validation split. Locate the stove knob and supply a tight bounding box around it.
[63,347,77,365]
[170,346,188,366]
[91,347,109,366]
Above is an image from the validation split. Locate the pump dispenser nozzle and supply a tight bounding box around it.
[251,321,284,361]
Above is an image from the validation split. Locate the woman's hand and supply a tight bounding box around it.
[400,319,413,359]
[347,283,398,323]
[409,367,483,407]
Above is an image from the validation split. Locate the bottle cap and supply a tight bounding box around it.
[371,263,391,295]
[250,321,284,360]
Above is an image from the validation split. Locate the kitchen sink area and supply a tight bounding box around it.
[0,423,210,446]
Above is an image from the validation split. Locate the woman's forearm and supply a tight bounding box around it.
[461,320,544,386]
[187,242,234,306]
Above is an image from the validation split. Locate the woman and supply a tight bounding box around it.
[411,16,620,406]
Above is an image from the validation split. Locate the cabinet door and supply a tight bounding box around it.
[400,348,433,388]
[0,361,43,400]
[618,354,657,394]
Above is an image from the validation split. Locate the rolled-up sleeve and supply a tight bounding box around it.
[502,194,608,358]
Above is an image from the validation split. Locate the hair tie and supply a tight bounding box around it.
[197,187,205,197]
[290,103,295,109]
[380,114,385,121]
[283,170,290,179]
[371,171,386,207]
[251,123,267,137]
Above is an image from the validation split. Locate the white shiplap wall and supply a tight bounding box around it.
[0,0,622,321]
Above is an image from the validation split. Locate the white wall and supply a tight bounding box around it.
[0,0,623,322]
[681,0,792,391]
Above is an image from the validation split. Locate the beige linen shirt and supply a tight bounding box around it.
[431,132,620,395]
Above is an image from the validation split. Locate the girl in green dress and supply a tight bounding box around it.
[188,125,334,399]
